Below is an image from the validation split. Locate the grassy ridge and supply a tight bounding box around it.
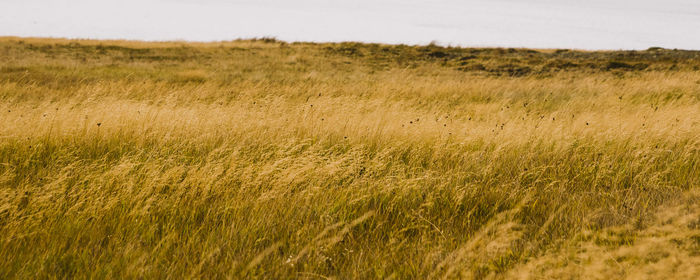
[1,37,699,278]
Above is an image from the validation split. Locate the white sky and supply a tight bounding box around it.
[2,0,700,50]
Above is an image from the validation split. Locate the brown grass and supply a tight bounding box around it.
[0,37,699,279]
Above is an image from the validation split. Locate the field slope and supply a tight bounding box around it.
[1,37,699,279]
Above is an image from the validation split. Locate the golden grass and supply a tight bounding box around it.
[0,37,699,279]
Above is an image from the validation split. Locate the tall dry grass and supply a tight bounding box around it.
[0,37,699,279]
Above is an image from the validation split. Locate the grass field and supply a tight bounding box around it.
[1,37,699,279]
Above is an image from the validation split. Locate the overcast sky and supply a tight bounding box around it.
[2,0,700,50]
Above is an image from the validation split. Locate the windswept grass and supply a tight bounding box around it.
[0,37,699,279]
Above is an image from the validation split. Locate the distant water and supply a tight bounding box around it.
[2,0,700,50]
